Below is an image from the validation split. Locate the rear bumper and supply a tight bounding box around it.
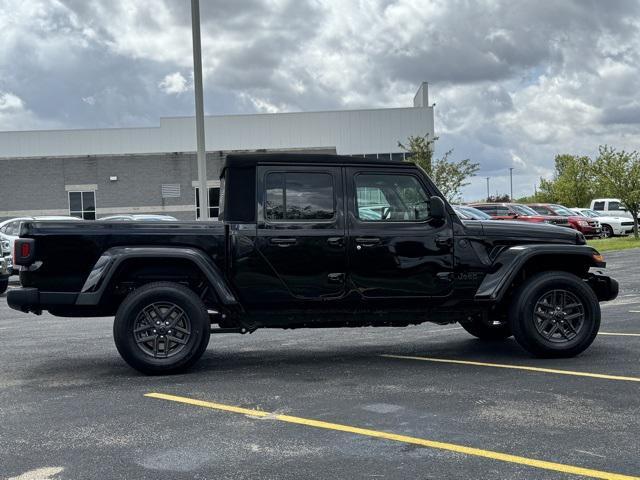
[586,273,619,302]
[7,287,77,314]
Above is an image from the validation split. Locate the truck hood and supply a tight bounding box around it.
[473,220,582,244]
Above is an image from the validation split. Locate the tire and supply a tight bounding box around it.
[114,282,211,375]
[460,319,512,340]
[509,271,600,358]
[0,277,8,295]
[601,224,614,238]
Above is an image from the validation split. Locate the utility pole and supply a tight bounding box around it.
[509,167,514,201]
[486,177,490,201]
[191,0,208,220]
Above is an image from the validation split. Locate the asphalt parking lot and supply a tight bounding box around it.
[1,250,639,480]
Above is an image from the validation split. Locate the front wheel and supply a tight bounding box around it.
[114,282,211,375]
[509,271,600,358]
[0,277,8,295]
[601,224,614,238]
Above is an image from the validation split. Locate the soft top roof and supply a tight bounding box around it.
[222,153,412,172]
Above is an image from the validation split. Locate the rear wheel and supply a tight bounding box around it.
[114,282,211,375]
[0,277,8,295]
[509,271,599,358]
[460,318,512,340]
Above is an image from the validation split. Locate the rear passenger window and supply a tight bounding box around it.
[593,201,605,211]
[265,172,335,221]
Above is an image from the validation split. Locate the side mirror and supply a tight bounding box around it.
[430,196,446,221]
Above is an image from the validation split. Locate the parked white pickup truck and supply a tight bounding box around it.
[590,198,637,219]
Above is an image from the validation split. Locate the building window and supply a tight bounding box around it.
[195,187,220,219]
[68,191,96,220]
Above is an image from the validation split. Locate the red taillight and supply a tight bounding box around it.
[14,238,35,266]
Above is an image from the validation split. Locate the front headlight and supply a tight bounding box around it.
[1,240,9,253]
[577,220,589,227]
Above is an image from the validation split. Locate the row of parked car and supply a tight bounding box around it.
[0,214,177,293]
[452,201,635,239]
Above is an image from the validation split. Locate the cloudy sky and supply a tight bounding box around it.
[1,0,639,200]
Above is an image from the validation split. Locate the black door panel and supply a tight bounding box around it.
[346,168,454,299]
[256,166,346,303]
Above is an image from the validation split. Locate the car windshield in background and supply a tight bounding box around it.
[512,205,538,216]
[551,205,576,216]
[458,206,491,220]
[579,209,599,218]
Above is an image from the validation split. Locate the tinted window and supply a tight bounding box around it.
[593,201,605,211]
[265,172,335,221]
[355,174,430,222]
[609,201,624,211]
[495,206,510,216]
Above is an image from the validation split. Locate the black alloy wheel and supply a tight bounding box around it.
[533,289,585,343]
[133,302,192,359]
[114,282,211,375]
[509,271,600,358]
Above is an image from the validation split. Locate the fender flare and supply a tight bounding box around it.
[474,244,604,302]
[75,246,238,306]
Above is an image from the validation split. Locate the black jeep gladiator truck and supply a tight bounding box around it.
[7,154,618,374]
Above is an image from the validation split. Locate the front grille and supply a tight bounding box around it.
[587,221,598,227]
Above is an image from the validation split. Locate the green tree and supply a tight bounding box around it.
[533,155,597,206]
[593,145,640,238]
[552,154,597,207]
[399,133,479,202]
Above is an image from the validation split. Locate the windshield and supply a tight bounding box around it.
[550,205,575,216]
[512,204,538,216]
[460,206,492,220]
[580,209,599,218]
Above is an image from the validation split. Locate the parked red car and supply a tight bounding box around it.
[527,203,601,238]
[470,203,571,227]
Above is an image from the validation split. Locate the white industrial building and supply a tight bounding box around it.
[0,83,433,220]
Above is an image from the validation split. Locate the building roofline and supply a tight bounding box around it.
[0,105,432,136]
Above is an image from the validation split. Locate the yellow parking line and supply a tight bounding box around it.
[381,355,640,383]
[599,332,640,337]
[145,392,639,480]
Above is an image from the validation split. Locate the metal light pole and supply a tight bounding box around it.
[191,0,208,220]
[486,177,490,201]
[509,167,514,201]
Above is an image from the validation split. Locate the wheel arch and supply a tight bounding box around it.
[75,246,237,311]
[475,244,604,303]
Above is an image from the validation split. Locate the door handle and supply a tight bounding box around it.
[355,237,381,247]
[269,237,297,246]
[327,237,344,247]
[435,236,452,247]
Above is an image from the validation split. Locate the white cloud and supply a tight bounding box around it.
[0,92,24,111]
[1,0,640,200]
[158,72,189,95]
